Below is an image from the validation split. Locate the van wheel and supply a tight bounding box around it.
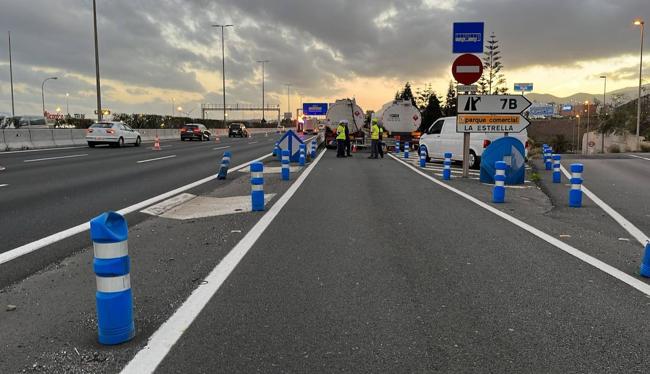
[135,137,141,147]
[421,146,431,162]
[469,151,480,170]
[117,137,124,148]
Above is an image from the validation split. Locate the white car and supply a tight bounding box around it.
[86,121,142,148]
[419,116,528,169]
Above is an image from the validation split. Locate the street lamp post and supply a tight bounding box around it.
[65,93,70,115]
[585,101,591,155]
[257,60,269,122]
[8,31,15,117]
[41,77,58,116]
[600,75,607,153]
[634,19,645,151]
[575,115,581,153]
[212,24,233,126]
[92,0,102,122]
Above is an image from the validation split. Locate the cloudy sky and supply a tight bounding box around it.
[0,0,647,118]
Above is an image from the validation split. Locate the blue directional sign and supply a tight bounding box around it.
[303,103,328,116]
[277,129,304,162]
[452,22,484,53]
[514,83,534,92]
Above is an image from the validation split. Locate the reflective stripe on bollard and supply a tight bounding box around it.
[569,163,583,207]
[250,162,264,211]
[552,154,561,183]
[493,161,506,203]
[443,152,452,180]
[281,150,290,181]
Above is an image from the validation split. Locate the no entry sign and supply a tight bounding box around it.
[452,54,483,85]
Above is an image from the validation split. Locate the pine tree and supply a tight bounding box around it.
[398,82,417,107]
[481,33,507,94]
[443,81,457,116]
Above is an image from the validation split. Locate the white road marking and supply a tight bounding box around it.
[23,154,88,163]
[0,146,87,155]
[137,155,177,164]
[248,141,258,144]
[0,184,8,188]
[120,149,326,374]
[628,154,650,161]
[559,164,649,246]
[0,153,273,266]
[213,146,231,150]
[390,153,650,297]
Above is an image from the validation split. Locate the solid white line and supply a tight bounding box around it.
[0,184,8,187]
[559,164,648,246]
[628,154,650,161]
[0,153,273,266]
[137,155,177,164]
[248,141,258,144]
[120,149,326,374]
[390,153,650,297]
[213,146,231,151]
[0,146,87,155]
[23,154,88,163]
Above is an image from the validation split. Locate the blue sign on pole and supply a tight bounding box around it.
[514,83,534,92]
[453,22,484,53]
[303,103,328,116]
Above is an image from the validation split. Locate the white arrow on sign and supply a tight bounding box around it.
[457,95,532,114]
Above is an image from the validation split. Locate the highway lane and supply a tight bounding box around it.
[150,151,650,373]
[0,136,277,252]
[561,153,650,238]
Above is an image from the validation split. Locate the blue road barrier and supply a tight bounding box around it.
[250,162,264,212]
[217,151,231,180]
[419,147,426,167]
[569,163,583,207]
[552,154,561,183]
[493,161,507,203]
[443,152,452,180]
[395,141,400,154]
[90,212,135,345]
[404,142,410,159]
[640,242,650,277]
[545,148,553,170]
[299,144,306,166]
[311,140,317,159]
[281,150,290,181]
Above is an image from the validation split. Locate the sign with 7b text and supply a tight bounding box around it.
[458,95,532,114]
[457,95,532,133]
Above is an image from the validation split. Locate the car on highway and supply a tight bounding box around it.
[228,123,248,137]
[181,123,211,141]
[86,121,142,148]
[419,116,528,169]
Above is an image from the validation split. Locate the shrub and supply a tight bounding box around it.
[640,143,650,152]
[608,144,621,153]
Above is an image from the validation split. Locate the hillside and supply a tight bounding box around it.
[526,84,649,105]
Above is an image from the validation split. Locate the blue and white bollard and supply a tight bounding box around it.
[640,242,650,277]
[273,142,279,156]
[217,151,231,180]
[395,140,400,154]
[281,150,290,181]
[311,140,317,159]
[90,212,135,345]
[299,144,306,166]
[404,142,410,159]
[569,163,583,207]
[419,147,426,167]
[545,148,553,170]
[443,152,452,180]
[493,161,507,203]
[250,162,264,212]
[552,154,561,183]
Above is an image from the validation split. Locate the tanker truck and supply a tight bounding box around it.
[324,98,366,149]
[373,99,422,152]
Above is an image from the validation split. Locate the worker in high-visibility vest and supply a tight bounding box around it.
[369,118,380,159]
[336,120,347,158]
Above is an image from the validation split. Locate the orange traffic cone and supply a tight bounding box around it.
[153,136,161,151]
[352,144,357,153]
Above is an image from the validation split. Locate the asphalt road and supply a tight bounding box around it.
[0,136,276,253]
[561,153,650,238]
[151,151,650,373]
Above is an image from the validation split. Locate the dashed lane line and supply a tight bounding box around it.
[0,184,8,187]
[390,153,650,297]
[23,154,88,163]
[213,146,231,150]
[628,154,650,161]
[137,155,177,164]
[120,149,327,374]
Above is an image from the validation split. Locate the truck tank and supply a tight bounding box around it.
[325,99,365,134]
[375,99,421,135]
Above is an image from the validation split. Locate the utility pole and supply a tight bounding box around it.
[257,60,269,122]
[92,0,102,122]
[634,19,645,151]
[600,75,607,153]
[8,31,15,117]
[212,24,233,126]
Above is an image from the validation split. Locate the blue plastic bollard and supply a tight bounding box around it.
[443,152,452,180]
[545,148,553,170]
[404,142,410,159]
[493,161,507,203]
[569,163,583,207]
[299,144,306,166]
[552,154,561,183]
[90,212,135,345]
[311,140,317,159]
[250,162,264,211]
[640,242,650,277]
[395,140,400,154]
[419,147,426,167]
[281,150,290,181]
[276,144,282,161]
[217,151,231,180]
[273,142,279,156]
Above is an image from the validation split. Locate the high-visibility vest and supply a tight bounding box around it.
[371,124,380,140]
[336,125,346,140]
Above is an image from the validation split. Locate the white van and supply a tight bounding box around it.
[419,116,528,169]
